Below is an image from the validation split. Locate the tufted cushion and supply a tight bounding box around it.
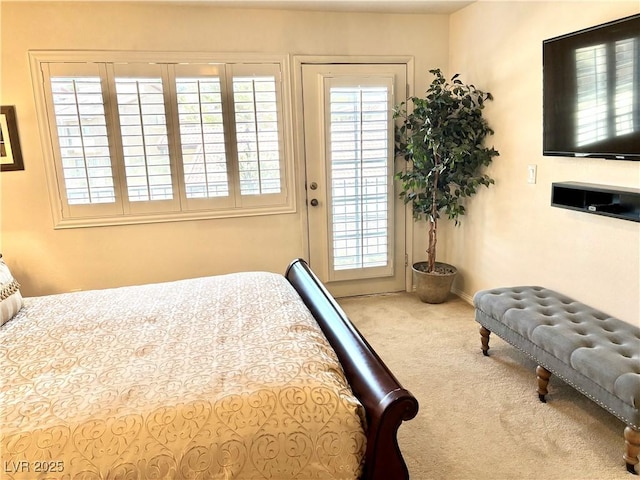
[474,286,640,429]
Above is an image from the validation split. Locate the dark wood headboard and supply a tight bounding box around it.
[285,258,419,480]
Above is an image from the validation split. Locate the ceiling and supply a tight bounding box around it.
[179,1,477,14]
[27,0,476,15]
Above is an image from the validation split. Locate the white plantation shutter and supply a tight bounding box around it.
[172,63,288,210]
[177,77,229,199]
[325,78,394,278]
[43,62,124,219]
[115,78,172,202]
[173,63,234,210]
[36,54,292,227]
[51,76,114,205]
[233,76,281,195]
[111,63,180,215]
[229,64,287,208]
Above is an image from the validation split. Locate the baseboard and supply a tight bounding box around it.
[452,287,474,306]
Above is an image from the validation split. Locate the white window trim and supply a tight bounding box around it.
[29,50,296,229]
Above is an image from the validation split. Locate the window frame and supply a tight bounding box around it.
[30,50,296,229]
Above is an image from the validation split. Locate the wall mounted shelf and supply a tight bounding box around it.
[551,182,640,223]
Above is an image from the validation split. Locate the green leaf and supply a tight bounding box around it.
[394,68,499,264]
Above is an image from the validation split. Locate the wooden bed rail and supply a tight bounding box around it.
[285,259,419,480]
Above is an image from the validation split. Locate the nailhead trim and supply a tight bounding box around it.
[479,319,639,430]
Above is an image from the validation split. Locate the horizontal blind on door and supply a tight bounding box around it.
[329,86,389,271]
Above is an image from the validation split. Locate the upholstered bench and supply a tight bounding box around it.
[473,286,640,474]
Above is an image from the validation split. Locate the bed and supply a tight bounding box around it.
[0,258,418,480]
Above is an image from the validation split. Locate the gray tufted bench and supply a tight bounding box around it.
[473,286,640,474]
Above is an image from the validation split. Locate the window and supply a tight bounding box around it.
[32,52,293,227]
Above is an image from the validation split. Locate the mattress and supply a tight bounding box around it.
[0,271,366,479]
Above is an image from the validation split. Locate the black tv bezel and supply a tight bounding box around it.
[542,13,640,162]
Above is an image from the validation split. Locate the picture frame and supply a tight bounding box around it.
[1,106,24,172]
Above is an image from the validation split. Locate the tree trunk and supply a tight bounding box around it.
[427,159,439,273]
[427,218,437,272]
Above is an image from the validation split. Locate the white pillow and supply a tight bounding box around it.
[0,256,23,326]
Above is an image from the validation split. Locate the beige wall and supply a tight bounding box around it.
[446,1,640,325]
[0,1,448,294]
[2,1,638,326]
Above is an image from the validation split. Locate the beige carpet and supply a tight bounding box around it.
[337,292,635,480]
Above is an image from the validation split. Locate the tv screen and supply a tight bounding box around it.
[543,14,640,161]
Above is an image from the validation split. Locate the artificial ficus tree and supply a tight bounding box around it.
[394,69,499,273]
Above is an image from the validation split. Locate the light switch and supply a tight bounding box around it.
[527,164,537,184]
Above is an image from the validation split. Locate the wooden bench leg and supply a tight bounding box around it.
[480,326,491,356]
[624,426,640,475]
[536,365,551,403]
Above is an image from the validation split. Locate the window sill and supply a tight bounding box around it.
[53,203,297,229]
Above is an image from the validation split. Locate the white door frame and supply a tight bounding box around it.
[291,55,415,294]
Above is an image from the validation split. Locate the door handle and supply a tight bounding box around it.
[310,199,319,207]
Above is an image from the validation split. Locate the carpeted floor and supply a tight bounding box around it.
[337,292,635,480]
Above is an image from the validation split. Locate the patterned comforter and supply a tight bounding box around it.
[0,272,366,479]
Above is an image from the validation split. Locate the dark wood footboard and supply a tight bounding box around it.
[285,259,419,480]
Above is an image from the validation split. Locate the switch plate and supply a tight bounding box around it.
[527,164,537,184]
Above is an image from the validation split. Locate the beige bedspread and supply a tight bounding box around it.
[0,272,366,479]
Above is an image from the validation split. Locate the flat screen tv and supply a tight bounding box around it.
[543,14,640,161]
